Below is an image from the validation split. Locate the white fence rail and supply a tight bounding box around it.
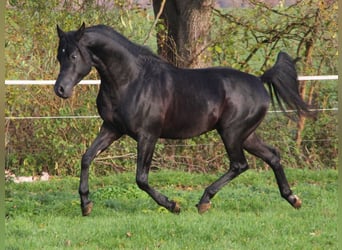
[4,75,339,85]
[5,75,338,120]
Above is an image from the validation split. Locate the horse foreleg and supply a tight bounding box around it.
[243,133,302,209]
[136,135,180,214]
[79,123,121,216]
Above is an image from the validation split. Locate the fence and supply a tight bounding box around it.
[4,75,338,174]
[4,75,339,120]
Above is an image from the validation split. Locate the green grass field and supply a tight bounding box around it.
[5,169,337,250]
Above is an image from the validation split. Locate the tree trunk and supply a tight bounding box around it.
[296,41,312,147]
[152,0,214,68]
[295,8,320,147]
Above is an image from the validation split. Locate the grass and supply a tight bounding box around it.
[5,169,337,250]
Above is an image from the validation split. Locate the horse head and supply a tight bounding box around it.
[54,23,92,98]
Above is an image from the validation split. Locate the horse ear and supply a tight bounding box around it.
[75,22,86,41]
[57,25,64,39]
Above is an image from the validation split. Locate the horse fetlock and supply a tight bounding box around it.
[81,201,93,216]
[196,202,211,214]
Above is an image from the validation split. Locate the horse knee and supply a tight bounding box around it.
[231,161,249,174]
[268,148,281,168]
[81,154,92,168]
[136,175,149,191]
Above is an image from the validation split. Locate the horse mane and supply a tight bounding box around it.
[86,25,162,62]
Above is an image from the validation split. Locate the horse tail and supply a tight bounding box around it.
[260,52,313,118]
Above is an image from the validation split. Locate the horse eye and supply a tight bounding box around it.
[71,54,77,60]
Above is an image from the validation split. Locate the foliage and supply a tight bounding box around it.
[5,0,337,176]
[5,169,337,249]
[210,0,338,74]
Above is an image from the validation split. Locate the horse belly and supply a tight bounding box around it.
[161,125,212,139]
[161,108,219,139]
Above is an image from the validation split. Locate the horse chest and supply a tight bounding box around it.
[96,94,125,126]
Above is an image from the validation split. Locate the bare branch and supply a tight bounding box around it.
[143,0,166,45]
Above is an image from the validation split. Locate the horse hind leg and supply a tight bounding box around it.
[243,132,302,209]
[197,128,250,214]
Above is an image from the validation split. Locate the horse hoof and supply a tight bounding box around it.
[171,201,181,214]
[292,195,302,209]
[196,202,211,214]
[82,202,93,216]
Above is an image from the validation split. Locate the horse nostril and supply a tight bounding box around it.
[58,86,64,95]
[55,83,67,98]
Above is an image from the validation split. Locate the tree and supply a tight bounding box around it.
[152,0,214,68]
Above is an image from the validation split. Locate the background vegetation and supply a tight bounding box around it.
[5,169,337,249]
[5,0,337,176]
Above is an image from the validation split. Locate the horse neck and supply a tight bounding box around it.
[83,31,139,88]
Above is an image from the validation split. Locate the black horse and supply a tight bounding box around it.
[55,23,311,216]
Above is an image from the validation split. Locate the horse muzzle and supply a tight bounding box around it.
[54,80,74,99]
